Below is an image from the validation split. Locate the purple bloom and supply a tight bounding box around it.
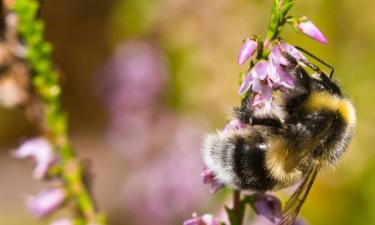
[253,193,282,223]
[239,60,269,95]
[223,119,246,133]
[237,38,258,65]
[298,17,327,44]
[267,61,294,90]
[12,137,56,179]
[201,166,225,193]
[183,213,221,225]
[27,188,66,218]
[268,43,306,66]
[50,219,73,225]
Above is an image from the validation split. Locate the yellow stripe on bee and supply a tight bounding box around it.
[303,92,356,127]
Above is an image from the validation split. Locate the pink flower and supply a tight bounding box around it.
[27,188,66,218]
[239,60,269,95]
[238,61,276,109]
[237,38,258,65]
[183,213,222,225]
[50,218,73,225]
[223,119,246,133]
[253,193,282,223]
[297,17,327,44]
[268,43,306,66]
[201,166,225,193]
[12,137,56,179]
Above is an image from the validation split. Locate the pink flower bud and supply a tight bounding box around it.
[237,38,258,65]
[27,188,66,217]
[12,137,56,179]
[183,213,222,225]
[297,18,327,44]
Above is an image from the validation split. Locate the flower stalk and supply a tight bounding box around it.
[265,0,295,45]
[12,0,105,224]
[230,1,295,225]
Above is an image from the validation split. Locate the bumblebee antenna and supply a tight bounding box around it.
[294,46,334,79]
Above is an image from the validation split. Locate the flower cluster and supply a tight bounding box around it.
[183,193,306,225]
[236,17,327,111]
[12,137,71,224]
[238,42,305,110]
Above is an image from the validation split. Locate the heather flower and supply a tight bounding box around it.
[27,188,66,218]
[298,17,327,44]
[268,42,306,66]
[239,60,270,95]
[239,61,275,109]
[237,38,258,65]
[253,193,282,223]
[50,218,73,225]
[267,61,294,90]
[201,166,225,193]
[223,119,246,133]
[183,213,222,225]
[12,137,56,179]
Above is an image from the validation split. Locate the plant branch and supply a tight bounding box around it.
[12,0,106,224]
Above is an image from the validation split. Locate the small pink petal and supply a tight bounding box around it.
[253,193,282,222]
[183,213,222,225]
[201,167,225,193]
[252,61,269,80]
[27,188,66,218]
[237,38,258,65]
[223,119,246,133]
[238,75,253,95]
[298,19,327,44]
[12,137,56,179]
[280,43,307,61]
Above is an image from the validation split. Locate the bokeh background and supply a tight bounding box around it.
[0,0,374,224]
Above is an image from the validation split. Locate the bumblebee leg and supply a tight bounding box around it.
[294,46,334,79]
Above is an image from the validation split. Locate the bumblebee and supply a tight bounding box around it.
[202,45,356,225]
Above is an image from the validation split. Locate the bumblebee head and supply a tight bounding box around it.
[310,72,342,96]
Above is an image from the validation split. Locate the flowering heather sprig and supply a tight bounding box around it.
[10,0,106,224]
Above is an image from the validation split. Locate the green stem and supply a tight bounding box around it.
[265,0,295,47]
[232,191,244,225]
[12,0,106,224]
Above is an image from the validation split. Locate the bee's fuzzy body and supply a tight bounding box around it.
[202,53,356,192]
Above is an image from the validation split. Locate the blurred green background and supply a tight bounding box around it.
[0,0,374,224]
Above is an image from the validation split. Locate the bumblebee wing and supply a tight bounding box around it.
[279,162,320,225]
